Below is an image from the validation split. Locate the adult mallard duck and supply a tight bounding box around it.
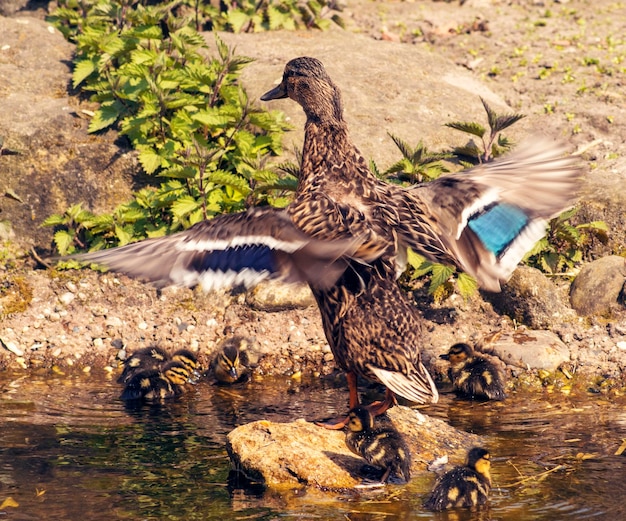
[345,406,411,484]
[440,342,507,401]
[424,447,492,511]
[69,57,580,425]
[210,336,253,384]
[120,360,192,401]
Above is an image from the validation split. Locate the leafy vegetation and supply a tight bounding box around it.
[45,1,294,254]
[48,0,343,40]
[523,207,608,275]
[445,97,525,164]
[381,100,604,302]
[180,0,345,32]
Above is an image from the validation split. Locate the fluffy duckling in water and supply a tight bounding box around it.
[117,345,169,384]
[120,360,191,401]
[440,343,506,401]
[424,447,492,511]
[345,406,411,484]
[210,336,252,384]
[118,347,199,384]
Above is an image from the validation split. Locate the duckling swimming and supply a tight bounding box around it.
[118,346,199,385]
[120,360,191,401]
[210,336,252,384]
[424,447,492,511]
[117,345,170,384]
[440,343,506,401]
[345,406,411,483]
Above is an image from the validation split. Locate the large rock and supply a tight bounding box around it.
[226,405,482,489]
[245,280,315,311]
[0,15,142,250]
[482,266,575,329]
[569,256,626,316]
[489,329,570,371]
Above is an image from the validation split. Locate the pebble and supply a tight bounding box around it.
[105,316,123,328]
[93,338,104,348]
[617,341,626,350]
[52,347,62,357]
[1,339,24,357]
[59,292,75,305]
[66,281,78,292]
[49,312,61,322]
[137,321,148,330]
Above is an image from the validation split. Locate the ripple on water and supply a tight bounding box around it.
[1,371,625,520]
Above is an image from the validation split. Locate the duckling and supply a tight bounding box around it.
[210,336,251,384]
[118,346,199,385]
[171,348,200,380]
[345,406,411,484]
[120,360,191,401]
[440,343,507,401]
[117,345,169,384]
[424,447,492,511]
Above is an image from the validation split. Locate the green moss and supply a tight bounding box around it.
[0,274,34,317]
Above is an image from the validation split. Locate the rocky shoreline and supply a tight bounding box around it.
[1,1,626,388]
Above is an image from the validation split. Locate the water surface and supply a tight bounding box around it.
[1,371,624,520]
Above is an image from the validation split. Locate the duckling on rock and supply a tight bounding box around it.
[210,336,253,384]
[120,360,192,401]
[440,343,507,401]
[345,406,411,484]
[424,447,492,511]
[118,346,199,385]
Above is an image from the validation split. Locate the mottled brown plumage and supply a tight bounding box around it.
[69,57,581,425]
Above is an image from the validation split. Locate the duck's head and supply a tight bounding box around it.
[347,406,375,432]
[214,336,249,383]
[467,447,491,482]
[261,57,344,124]
[162,361,191,386]
[440,343,473,365]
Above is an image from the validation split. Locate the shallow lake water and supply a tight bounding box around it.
[1,370,625,520]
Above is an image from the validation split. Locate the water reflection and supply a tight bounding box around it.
[1,370,625,520]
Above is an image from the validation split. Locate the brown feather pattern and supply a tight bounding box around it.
[69,56,582,416]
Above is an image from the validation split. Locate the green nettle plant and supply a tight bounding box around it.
[45,1,293,254]
[445,97,525,164]
[523,207,608,275]
[180,0,345,32]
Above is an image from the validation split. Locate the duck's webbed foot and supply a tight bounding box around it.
[364,388,397,417]
[314,415,351,430]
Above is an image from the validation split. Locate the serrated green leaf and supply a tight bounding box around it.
[138,147,164,174]
[114,225,132,246]
[227,11,250,33]
[88,100,124,133]
[446,121,486,138]
[429,263,455,293]
[209,170,251,195]
[72,58,97,88]
[54,230,74,255]
[457,272,478,299]
[171,196,201,219]
[42,214,66,227]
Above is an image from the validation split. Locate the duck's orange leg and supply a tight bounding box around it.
[316,372,360,430]
[365,388,397,417]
